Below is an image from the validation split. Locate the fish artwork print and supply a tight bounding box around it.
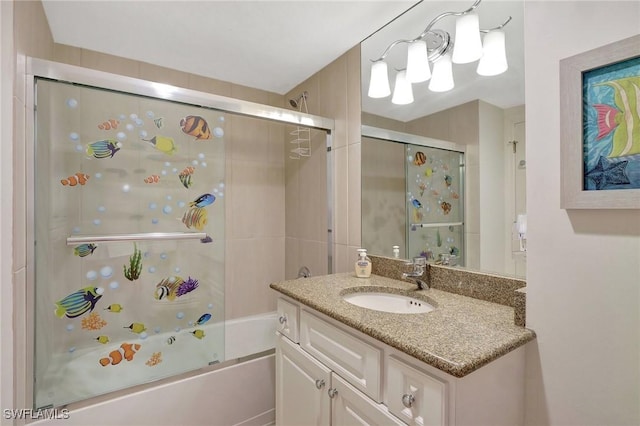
[73,243,97,257]
[583,56,640,190]
[86,139,121,159]
[55,286,104,319]
[180,115,211,140]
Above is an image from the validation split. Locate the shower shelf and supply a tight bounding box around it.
[66,232,208,245]
[410,222,463,228]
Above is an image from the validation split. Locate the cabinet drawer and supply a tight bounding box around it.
[300,310,382,402]
[277,298,299,343]
[332,374,404,426]
[387,355,447,426]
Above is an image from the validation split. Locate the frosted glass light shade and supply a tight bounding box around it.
[452,13,482,64]
[429,53,454,92]
[368,61,391,98]
[477,30,508,76]
[406,40,431,83]
[391,70,414,105]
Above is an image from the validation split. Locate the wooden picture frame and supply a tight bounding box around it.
[560,34,640,209]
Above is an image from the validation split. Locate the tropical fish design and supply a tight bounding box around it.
[124,322,146,334]
[98,119,119,130]
[424,168,434,177]
[413,151,426,166]
[99,342,141,367]
[189,193,215,208]
[182,206,208,230]
[191,329,205,340]
[411,207,423,224]
[436,228,442,247]
[143,135,177,155]
[179,166,195,189]
[154,276,184,301]
[104,304,123,313]
[153,117,164,129]
[418,182,427,197]
[411,198,423,209]
[55,286,104,319]
[61,172,90,186]
[440,201,452,215]
[96,335,110,344]
[86,139,121,159]
[167,336,176,345]
[180,115,211,140]
[592,76,640,157]
[444,175,453,187]
[144,174,160,184]
[195,313,212,326]
[73,243,97,257]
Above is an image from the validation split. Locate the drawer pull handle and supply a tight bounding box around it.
[315,379,325,390]
[278,315,287,324]
[328,388,338,398]
[402,393,415,408]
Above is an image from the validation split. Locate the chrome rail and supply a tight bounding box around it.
[66,232,208,245]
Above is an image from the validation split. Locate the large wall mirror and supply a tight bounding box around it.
[360,0,526,278]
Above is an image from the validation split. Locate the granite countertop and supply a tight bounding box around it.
[270,273,536,378]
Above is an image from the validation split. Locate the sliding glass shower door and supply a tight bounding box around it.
[33,78,226,409]
[406,144,465,265]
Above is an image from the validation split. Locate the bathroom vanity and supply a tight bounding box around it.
[270,272,535,426]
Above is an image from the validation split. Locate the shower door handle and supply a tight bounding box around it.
[67,232,208,245]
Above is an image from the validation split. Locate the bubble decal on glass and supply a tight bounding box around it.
[66,98,78,108]
[86,270,98,281]
[100,266,113,279]
[109,281,119,290]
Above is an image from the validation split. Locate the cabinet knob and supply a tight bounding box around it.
[315,379,325,390]
[328,388,338,398]
[278,315,287,324]
[402,393,415,408]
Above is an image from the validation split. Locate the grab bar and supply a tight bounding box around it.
[67,232,208,245]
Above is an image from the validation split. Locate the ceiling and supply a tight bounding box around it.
[41,0,418,95]
[41,1,524,123]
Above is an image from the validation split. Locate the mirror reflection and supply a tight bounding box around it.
[360,1,526,278]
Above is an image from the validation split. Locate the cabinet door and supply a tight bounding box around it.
[276,335,331,426]
[387,355,447,426]
[277,298,299,343]
[331,374,404,426]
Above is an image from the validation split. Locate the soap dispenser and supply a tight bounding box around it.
[355,249,372,278]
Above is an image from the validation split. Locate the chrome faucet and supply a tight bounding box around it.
[402,257,430,290]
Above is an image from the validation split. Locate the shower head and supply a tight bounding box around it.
[289,91,309,109]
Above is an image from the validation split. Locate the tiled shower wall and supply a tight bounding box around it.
[285,46,362,277]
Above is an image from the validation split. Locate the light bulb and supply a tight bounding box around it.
[406,40,431,83]
[429,53,454,92]
[452,13,482,64]
[477,30,508,76]
[368,61,391,98]
[392,70,414,105]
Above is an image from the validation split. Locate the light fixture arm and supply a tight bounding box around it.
[370,0,510,63]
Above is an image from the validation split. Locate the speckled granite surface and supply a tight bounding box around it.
[370,254,526,308]
[270,273,536,378]
[514,287,527,327]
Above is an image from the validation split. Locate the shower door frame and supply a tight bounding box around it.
[361,125,466,262]
[23,58,335,411]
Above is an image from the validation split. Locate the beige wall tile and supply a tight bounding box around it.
[139,62,190,88]
[318,55,347,149]
[450,100,479,145]
[12,97,26,271]
[333,146,348,245]
[362,112,406,133]
[346,45,361,146]
[187,73,232,97]
[231,84,269,104]
[228,159,284,240]
[14,0,53,61]
[284,150,300,239]
[296,131,327,242]
[267,121,285,166]
[284,237,300,280]
[334,243,350,274]
[347,142,361,247]
[53,43,81,66]
[81,49,139,78]
[298,239,328,277]
[229,114,270,162]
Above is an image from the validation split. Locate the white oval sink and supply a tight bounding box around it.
[342,292,434,314]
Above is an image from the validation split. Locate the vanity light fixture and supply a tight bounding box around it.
[367,0,512,103]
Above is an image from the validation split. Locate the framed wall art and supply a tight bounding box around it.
[560,34,640,209]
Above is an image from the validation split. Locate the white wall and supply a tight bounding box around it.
[525,2,640,425]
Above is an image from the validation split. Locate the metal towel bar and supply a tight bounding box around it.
[66,232,208,245]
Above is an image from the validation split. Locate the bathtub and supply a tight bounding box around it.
[32,312,277,426]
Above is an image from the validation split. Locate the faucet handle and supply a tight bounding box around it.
[413,257,426,266]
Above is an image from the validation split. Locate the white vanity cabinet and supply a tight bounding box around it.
[275,296,526,426]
